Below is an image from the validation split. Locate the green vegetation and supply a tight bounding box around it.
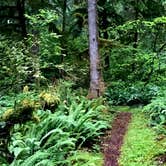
[0,0,166,165]
[143,88,166,134]
[119,109,166,166]
[68,150,103,166]
[0,82,111,165]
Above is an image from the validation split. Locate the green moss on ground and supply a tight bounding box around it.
[68,150,103,166]
[119,110,166,166]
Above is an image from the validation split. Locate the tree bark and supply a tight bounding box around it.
[88,0,104,99]
[62,0,67,33]
[17,0,27,37]
[133,0,139,48]
[60,0,67,75]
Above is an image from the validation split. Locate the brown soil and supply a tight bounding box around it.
[155,153,166,165]
[102,112,132,166]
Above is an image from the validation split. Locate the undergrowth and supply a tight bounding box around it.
[106,82,159,105]
[143,87,166,135]
[67,150,103,166]
[0,81,112,166]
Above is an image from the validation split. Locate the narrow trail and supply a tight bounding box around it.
[102,112,132,166]
[102,108,166,166]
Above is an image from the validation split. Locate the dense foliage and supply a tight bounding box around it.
[0,0,165,165]
[143,87,166,134]
[0,81,110,165]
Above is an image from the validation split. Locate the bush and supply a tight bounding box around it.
[143,88,166,127]
[0,36,35,94]
[106,81,159,105]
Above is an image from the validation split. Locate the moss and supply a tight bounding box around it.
[68,150,103,166]
[2,108,14,121]
[119,111,166,166]
[39,91,60,111]
[1,98,36,124]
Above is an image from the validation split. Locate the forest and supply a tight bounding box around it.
[0,0,166,165]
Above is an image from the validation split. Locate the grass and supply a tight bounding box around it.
[68,150,103,166]
[119,109,166,166]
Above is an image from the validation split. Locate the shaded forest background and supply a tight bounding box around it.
[0,0,166,165]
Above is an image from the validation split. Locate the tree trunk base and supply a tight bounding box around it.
[87,80,105,99]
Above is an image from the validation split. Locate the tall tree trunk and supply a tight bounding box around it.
[17,0,27,37]
[133,0,138,48]
[60,0,67,76]
[62,0,67,34]
[88,0,104,99]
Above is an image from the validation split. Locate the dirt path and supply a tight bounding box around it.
[102,112,132,166]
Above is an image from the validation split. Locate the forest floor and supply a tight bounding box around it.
[102,106,166,166]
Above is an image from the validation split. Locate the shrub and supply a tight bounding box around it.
[143,88,166,127]
[0,90,110,165]
[143,87,166,135]
[0,35,36,94]
[106,82,159,105]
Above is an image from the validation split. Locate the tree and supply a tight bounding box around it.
[17,0,27,37]
[88,0,104,99]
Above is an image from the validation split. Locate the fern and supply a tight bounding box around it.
[20,151,51,166]
[39,128,64,146]
[2,92,110,165]
[35,159,55,166]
